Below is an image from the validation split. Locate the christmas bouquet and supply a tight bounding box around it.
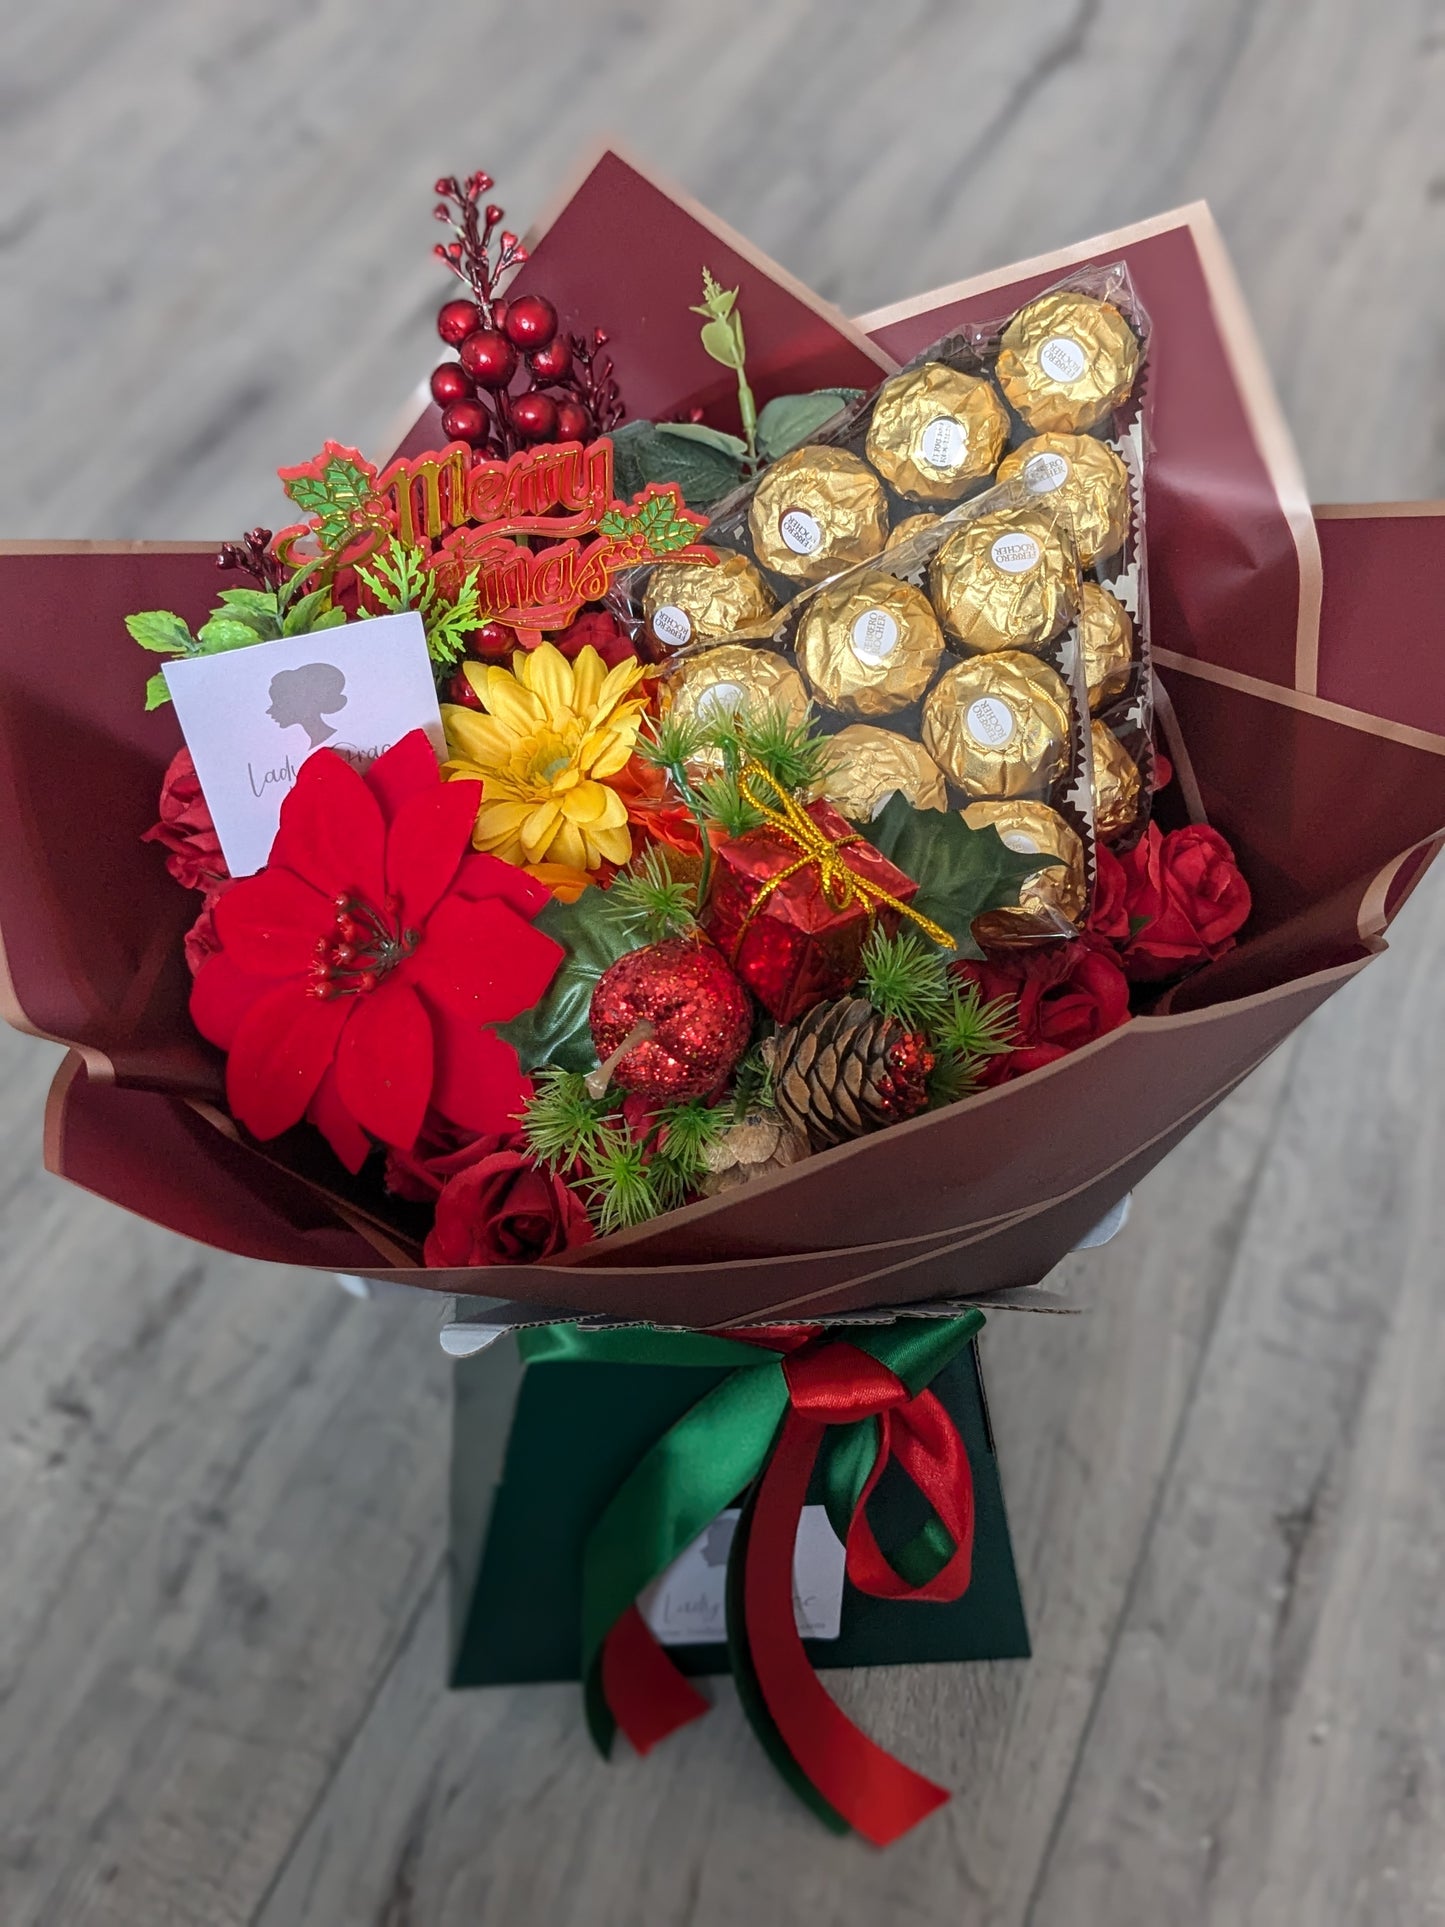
[5,149,1445,1844]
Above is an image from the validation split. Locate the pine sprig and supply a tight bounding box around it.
[861,929,955,1032]
[711,702,831,797]
[637,710,709,774]
[609,847,698,941]
[354,535,482,669]
[692,770,764,840]
[651,1098,727,1185]
[520,1069,610,1170]
[927,984,1017,1105]
[581,1125,661,1236]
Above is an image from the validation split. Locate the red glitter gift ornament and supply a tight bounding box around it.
[702,764,942,1024]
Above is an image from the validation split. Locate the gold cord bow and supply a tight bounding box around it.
[731,760,954,952]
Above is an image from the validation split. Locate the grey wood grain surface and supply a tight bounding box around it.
[2,2,1443,1922]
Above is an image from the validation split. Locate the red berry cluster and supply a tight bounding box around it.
[429,170,623,457]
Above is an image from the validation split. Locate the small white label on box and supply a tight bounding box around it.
[162,611,444,879]
[636,1504,846,1645]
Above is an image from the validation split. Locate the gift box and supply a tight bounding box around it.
[448,1315,1027,1690]
[702,795,923,1021]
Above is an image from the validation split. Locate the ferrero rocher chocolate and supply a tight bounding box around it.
[996,432,1130,568]
[1076,582,1134,713]
[666,643,809,737]
[922,652,1070,798]
[748,444,889,584]
[1090,721,1142,841]
[996,291,1141,434]
[963,800,1087,943]
[864,362,1009,505]
[795,570,944,718]
[643,551,777,650]
[884,512,942,553]
[928,507,1078,654]
[819,725,948,821]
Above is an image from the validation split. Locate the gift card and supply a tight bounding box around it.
[637,1504,846,1645]
[162,611,444,878]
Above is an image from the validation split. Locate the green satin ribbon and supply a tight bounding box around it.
[516,1312,985,1756]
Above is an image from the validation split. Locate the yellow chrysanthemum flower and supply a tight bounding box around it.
[441,642,648,893]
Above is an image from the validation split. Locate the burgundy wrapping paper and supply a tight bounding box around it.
[6,162,1445,1325]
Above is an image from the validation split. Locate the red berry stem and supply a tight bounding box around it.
[217,526,288,593]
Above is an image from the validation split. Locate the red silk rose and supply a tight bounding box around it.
[953,943,1132,1083]
[145,747,231,893]
[550,608,638,669]
[189,730,563,1171]
[1110,823,1251,981]
[423,1134,593,1267]
[1087,843,1131,948]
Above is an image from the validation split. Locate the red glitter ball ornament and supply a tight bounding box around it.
[589,937,753,1102]
[459,327,518,389]
[440,398,490,446]
[429,361,473,408]
[553,400,591,443]
[509,391,558,442]
[437,298,483,345]
[503,293,557,350]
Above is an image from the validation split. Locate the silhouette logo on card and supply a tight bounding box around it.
[266,663,348,748]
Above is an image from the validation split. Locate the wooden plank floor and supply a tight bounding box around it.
[2,2,1443,1921]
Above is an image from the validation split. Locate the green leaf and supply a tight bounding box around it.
[613,421,743,511]
[281,586,335,636]
[495,889,653,1074]
[654,421,748,460]
[307,605,348,631]
[698,315,745,372]
[608,420,653,503]
[144,671,172,710]
[125,609,194,655]
[868,793,1042,958]
[195,615,264,656]
[756,388,862,462]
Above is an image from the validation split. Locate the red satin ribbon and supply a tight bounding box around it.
[600,1333,976,1845]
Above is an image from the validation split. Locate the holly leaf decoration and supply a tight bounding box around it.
[757,388,864,462]
[604,419,743,510]
[496,887,653,1074]
[601,490,703,557]
[280,446,385,556]
[867,793,1043,959]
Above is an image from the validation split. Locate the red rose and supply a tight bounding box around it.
[1116,823,1251,981]
[423,1134,594,1267]
[182,886,232,977]
[384,1112,503,1202]
[550,609,638,669]
[953,942,1132,1084]
[144,747,230,893]
[1087,843,1131,947]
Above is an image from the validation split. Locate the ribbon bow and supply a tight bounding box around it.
[517,1312,982,1847]
[733,760,954,952]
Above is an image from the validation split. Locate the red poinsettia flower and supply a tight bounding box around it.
[190,729,563,1171]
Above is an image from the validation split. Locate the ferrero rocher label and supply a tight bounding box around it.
[1076,582,1134,713]
[665,643,810,738]
[928,507,1078,654]
[996,292,1141,434]
[963,799,1087,943]
[884,512,942,553]
[996,432,1130,568]
[1090,720,1142,841]
[748,444,889,584]
[864,362,1009,505]
[795,570,944,718]
[643,551,777,650]
[922,652,1071,798]
[819,725,948,820]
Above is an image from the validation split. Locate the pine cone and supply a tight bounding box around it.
[770,997,935,1151]
[696,1112,809,1196]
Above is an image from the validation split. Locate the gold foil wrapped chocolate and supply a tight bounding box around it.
[643,551,777,651]
[996,432,1130,569]
[818,725,948,821]
[795,570,944,718]
[997,291,1141,434]
[665,643,809,739]
[884,512,942,553]
[922,652,1070,798]
[864,362,1009,505]
[963,799,1087,944]
[1090,721,1142,841]
[928,507,1078,654]
[748,444,889,584]
[1076,582,1134,713]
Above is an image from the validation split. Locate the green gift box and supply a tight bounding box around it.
[447,1323,1028,1689]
